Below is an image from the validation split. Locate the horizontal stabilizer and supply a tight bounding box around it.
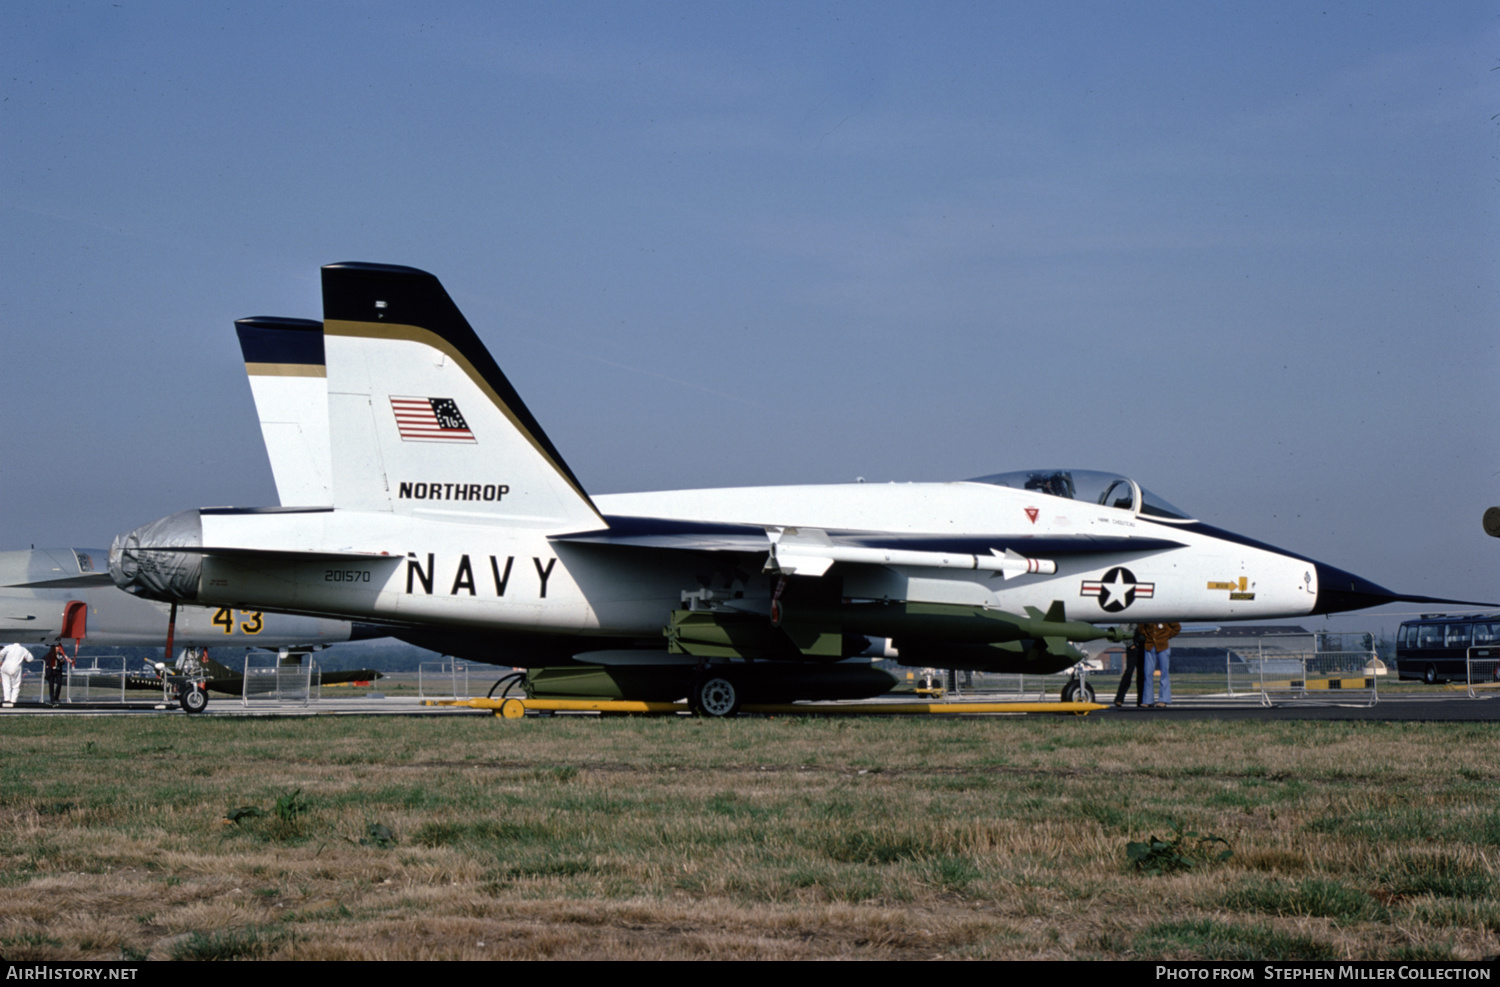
[121,545,388,563]
[111,507,395,606]
[5,572,116,589]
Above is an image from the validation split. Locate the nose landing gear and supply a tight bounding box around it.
[1060,677,1095,704]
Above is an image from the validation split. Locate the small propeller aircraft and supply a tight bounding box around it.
[128,649,382,709]
[108,262,1484,715]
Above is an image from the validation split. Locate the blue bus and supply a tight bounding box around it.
[1395,613,1500,684]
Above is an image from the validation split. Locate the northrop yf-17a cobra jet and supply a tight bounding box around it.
[108,263,1483,715]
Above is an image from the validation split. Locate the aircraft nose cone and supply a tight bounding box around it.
[1311,561,1401,616]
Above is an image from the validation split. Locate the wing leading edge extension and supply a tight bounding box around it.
[554,516,1185,577]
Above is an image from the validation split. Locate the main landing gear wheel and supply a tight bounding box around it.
[693,676,741,718]
[180,686,208,714]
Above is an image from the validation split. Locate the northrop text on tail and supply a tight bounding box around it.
[108,263,1480,714]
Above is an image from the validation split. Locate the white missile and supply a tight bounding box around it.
[765,527,1056,579]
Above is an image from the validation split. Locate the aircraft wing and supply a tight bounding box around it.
[551,517,778,553]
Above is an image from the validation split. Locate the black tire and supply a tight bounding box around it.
[1060,680,1078,703]
[180,686,208,714]
[694,675,741,717]
[1424,665,1438,685]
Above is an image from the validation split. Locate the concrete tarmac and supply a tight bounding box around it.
[1095,692,1500,722]
[1,690,1496,721]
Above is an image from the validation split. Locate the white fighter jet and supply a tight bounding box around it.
[108,263,1482,714]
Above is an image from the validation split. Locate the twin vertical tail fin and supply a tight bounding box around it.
[235,317,333,507]
[320,263,602,530]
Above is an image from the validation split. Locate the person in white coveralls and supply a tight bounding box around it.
[1,642,37,706]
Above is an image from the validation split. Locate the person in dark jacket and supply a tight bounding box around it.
[1113,624,1147,707]
[43,644,73,706]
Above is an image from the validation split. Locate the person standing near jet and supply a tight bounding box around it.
[42,644,73,706]
[1141,622,1181,707]
[1113,624,1147,707]
[1,642,37,707]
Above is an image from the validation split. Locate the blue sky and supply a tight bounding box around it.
[3,2,1496,637]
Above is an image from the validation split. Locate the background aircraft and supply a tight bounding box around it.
[1,546,364,648]
[116,651,382,702]
[111,263,1484,715]
[1,546,383,705]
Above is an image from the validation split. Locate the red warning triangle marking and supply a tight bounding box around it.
[1024,507,1039,524]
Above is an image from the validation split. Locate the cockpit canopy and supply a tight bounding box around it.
[968,469,1195,521]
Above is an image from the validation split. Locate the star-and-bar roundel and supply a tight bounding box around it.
[1080,566,1156,613]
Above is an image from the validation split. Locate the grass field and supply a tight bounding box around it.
[1,712,1497,960]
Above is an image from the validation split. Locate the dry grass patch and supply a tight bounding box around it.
[0,714,1496,959]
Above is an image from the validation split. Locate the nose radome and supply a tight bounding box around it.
[1308,560,1499,615]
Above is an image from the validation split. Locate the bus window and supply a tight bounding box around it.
[1474,623,1499,646]
[1445,624,1472,648]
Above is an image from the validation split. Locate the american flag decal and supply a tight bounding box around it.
[390,396,476,442]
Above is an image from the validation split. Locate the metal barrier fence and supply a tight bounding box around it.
[419,661,474,699]
[1464,646,1500,699]
[914,667,1100,702]
[1088,632,1383,706]
[240,655,318,706]
[1225,647,1273,699]
[63,655,133,704]
[1226,632,1315,700]
[1240,642,1380,706]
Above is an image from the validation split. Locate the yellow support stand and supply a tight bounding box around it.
[1260,677,1375,691]
[428,697,1105,717]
